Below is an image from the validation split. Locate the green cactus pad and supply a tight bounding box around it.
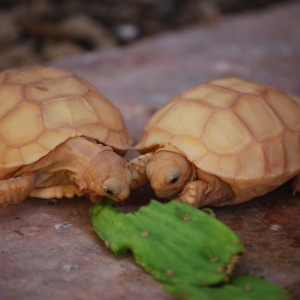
[163,274,290,300]
[90,199,244,285]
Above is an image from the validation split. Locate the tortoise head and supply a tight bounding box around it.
[146,151,194,199]
[80,150,132,202]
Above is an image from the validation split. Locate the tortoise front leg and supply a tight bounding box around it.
[178,174,234,208]
[0,172,36,207]
[127,153,154,189]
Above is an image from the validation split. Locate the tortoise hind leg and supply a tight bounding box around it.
[0,172,36,207]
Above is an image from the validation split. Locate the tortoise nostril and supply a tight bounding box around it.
[106,189,113,195]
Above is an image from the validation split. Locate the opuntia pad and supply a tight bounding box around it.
[90,199,244,285]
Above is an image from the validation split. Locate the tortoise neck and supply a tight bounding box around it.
[16,137,113,188]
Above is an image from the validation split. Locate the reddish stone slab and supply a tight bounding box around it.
[1,2,300,299]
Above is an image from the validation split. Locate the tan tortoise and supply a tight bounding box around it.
[128,77,300,207]
[0,65,132,207]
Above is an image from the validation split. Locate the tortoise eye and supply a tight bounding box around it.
[170,177,178,184]
[169,171,180,184]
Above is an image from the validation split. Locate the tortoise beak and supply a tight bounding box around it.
[83,188,102,203]
[154,188,182,199]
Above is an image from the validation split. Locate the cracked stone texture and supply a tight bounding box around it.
[1,2,300,300]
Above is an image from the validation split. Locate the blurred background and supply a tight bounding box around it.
[0,0,297,71]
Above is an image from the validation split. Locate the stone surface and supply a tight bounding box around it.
[1,2,300,300]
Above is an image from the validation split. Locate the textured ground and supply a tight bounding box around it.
[0,1,300,299]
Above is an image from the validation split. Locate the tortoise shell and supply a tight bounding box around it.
[135,78,300,200]
[0,66,130,178]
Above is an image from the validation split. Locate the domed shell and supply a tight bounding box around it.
[0,66,130,175]
[136,78,300,195]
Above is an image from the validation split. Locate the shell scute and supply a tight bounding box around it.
[37,128,78,150]
[3,146,23,170]
[0,102,42,145]
[77,124,108,144]
[196,152,237,185]
[264,88,300,133]
[138,129,171,152]
[76,76,102,94]
[105,130,129,151]
[25,77,89,103]
[209,77,266,95]
[233,94,285,142]
[157,101,213,139]
[19,143,49,165]
[85,91,122,131]
[236,142,265,189]
[171,136,207,162]
[0,66,130,169]
[0,86,23,119]
[282,131,300,174]
[182,83,238,108]
[4,66,72,85]
[263,139,285,183]
[201,110,252,155]
[287,92,300,106]
[144,100,175,131]
[41,96,98,129]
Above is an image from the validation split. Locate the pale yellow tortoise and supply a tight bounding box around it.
[128,78,300,207]
[0,66,132,207]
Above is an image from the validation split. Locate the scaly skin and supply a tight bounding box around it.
[127,152,154,189]
[0,172,36,207]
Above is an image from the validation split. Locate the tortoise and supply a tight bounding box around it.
[0,65,132,207]
[128,77,300,207]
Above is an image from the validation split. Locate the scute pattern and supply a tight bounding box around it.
[210,77,266,95]
[233,94,284,141]
[264,89,300,132]
[85,91,123,131]
[24,78,89,103]
[41,97,98,129]
[157,101,212,139]
[182,84,238,108]
[3,147,23,169]
[136,77,300,198]
[201,110,252,155]
[5,66,72,85]
[0,66,130,174]
[0,86,22,118]
[0,103,42,144]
